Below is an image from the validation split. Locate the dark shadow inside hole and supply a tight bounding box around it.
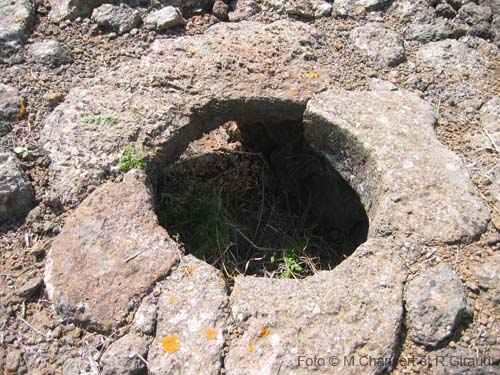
[153,119,368,281]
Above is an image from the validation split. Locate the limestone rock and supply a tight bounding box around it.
[100,333,149,375]
[304,86,489,244]
[144,6,185,31]
[350,22,406,67]
[0,152,34,223]
[406,264,472,347]
[28,40,73,67]
[91,4,142,35]
[470,254,500,304]
[0,0,34,50]
[0,84,23,135]
[44,170,180,331]
[148,255,230,375]
[480,96,500,152]
[225,239,405,375]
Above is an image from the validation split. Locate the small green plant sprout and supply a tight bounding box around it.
[279,247,304,279]
[80,114,120,126]
[119,146,147,172]
[14,146,30,159]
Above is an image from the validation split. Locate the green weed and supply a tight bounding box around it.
[81,114,120,126]
[119,147,147,172]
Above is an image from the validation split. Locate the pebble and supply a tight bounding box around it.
[16,277,43,299]
[6,350,22,372]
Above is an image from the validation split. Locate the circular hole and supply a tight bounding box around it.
[151,119,368,282]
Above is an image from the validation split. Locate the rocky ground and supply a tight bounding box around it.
[0,0,499,374]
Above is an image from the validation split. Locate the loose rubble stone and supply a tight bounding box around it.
[459,2,492,25]
[406,264,473,347]
[144,6,185,31]
[212,0,229,20]
[356,0,390,11]
[480,96,500,152]
[350,22,406,67]
[470,254,500,304]
[91,4,142,35]
[16,276,43,299]
[49,0,105,22]
[5,350,22,372]
[28,40,73,67]
[0,84,23,135]
[225,239,405,375]
[44,170,180,331]
[148,255,230,375]
[132,294,157,335]
[388,0,435,23]
[100,333,149,375]
[304,86,490,244]
[405,23,451,42]
[0,153,34,223]
[0,0,34,50]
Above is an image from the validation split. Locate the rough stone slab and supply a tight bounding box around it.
[480,96,500,151]
[44,170,180,331]
[148,255,230,375]
[0,152,34,223]
[406,264,472,347]
[225,239,405,375]
[350,22,406,67]
[0,84,23,136]
[0,0,34,50]
[304,86,490,244]
[41,20,330,205]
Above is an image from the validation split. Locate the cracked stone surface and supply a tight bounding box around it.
[148,255,230,375]
[44,170,180,331]
[304,86,490,244]
[225,239,405,375]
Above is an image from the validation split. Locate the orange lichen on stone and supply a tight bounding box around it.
[160,335,180,354]
[290,88,299,95]
[188,266,196,276]
[168,296,177,303]
[260,325,269,337]
[248,342,255,353]
[205,328,218,340]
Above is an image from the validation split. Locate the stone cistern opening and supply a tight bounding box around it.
[151,116,369,281]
